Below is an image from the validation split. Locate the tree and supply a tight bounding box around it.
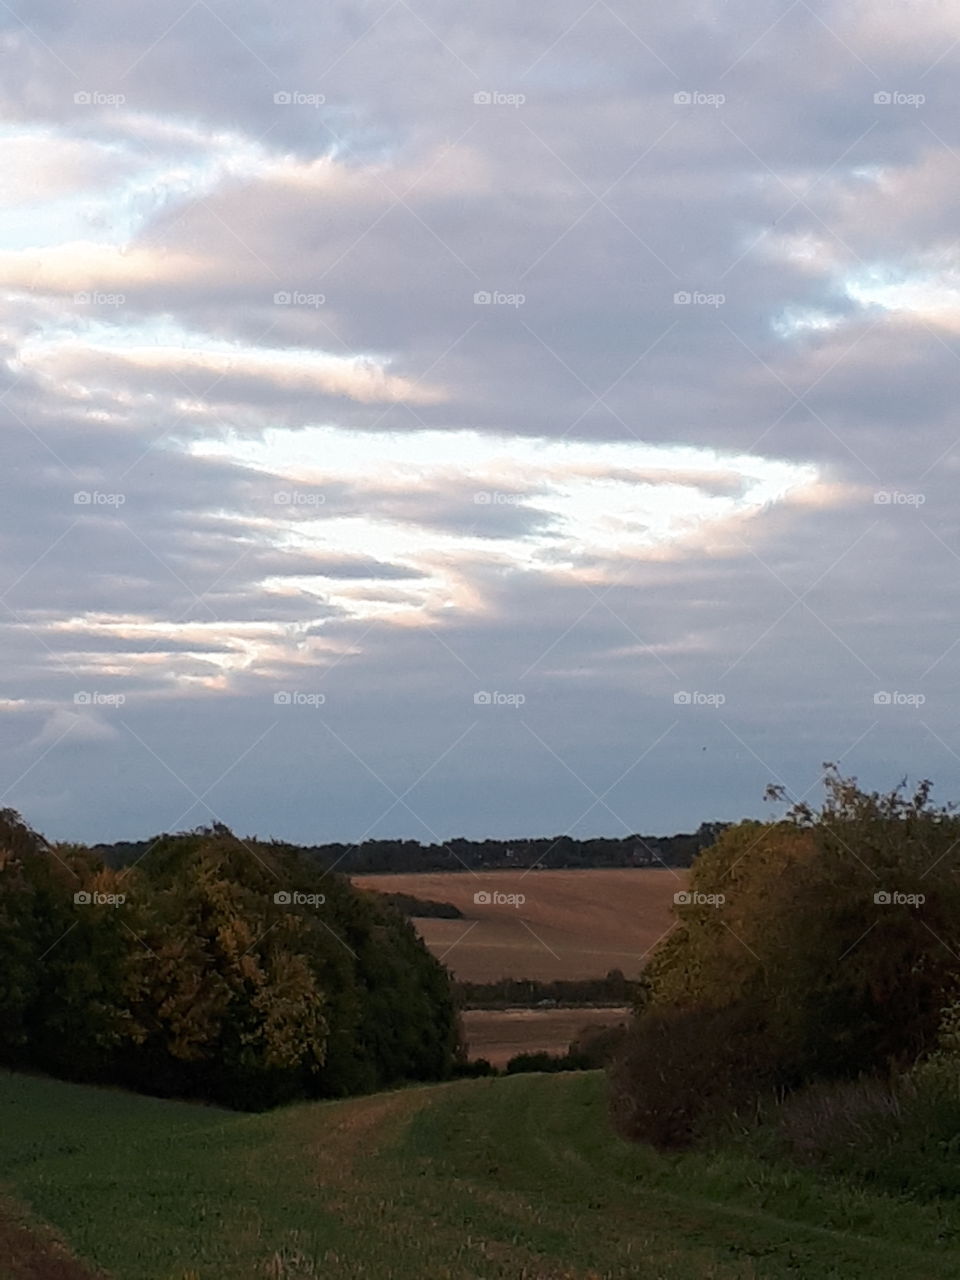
[0,813,460,1109]
[615,769,960,1145]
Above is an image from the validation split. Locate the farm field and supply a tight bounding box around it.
[352,867,685,980]
[2,1068,958,1279]
[462,1006,629,1065]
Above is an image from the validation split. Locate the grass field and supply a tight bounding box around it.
[462,1007,629,1066]
[3,1068,960,1279]
[353,868,684,981]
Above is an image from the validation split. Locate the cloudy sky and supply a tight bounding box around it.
[2,0,959,846]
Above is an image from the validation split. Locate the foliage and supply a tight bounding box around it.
[567,1019,628,1067]
[638,768,960,1080]
[505,1050,583,1074]
[0,811,460,1108]
[451,1057,499,1077]
[609,1004,781,1148]
[614,768,960,1148]
[505,1021,628,1074]
[379,891,462,918]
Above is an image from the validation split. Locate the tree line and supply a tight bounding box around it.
[455,971,638,1009]
[93,824,729,875]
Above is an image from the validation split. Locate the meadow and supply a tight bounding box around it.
[2,1068,958,1279]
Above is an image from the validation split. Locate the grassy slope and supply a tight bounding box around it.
[1,1069,959,1279]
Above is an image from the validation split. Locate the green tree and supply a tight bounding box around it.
[615,769,960,1146]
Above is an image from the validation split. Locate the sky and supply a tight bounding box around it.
[2,0,959,846]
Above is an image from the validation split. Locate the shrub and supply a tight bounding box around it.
[568,1021,628,1068]
[453,1057,499,1077]
[508,1049,602,1073]
[609,1003,784,1149]
[639,769,960,1087]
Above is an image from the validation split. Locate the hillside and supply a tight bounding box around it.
[2,1069,959,1279]
[352,867,684,981]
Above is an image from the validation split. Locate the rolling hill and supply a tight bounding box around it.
[2,1069,959,1279]
[352,867,684,981]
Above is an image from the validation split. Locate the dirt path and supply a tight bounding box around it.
[0,1195,102,1280]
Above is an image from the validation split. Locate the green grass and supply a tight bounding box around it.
[1,1068,959,1278]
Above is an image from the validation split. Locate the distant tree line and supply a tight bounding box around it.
[455,970,638,1009]
[0,812,460,1109]
[458,1022,629,1078]
[94,823,729,876]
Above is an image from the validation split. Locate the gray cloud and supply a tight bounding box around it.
[0,0,958,841]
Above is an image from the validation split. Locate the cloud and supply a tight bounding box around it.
[1,0,959,841]
[31,707,123,748]
[20,327,442,406]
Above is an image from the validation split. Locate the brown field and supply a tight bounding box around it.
[352,867,685,981]
[461,1007,630,1067]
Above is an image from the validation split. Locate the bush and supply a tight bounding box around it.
[505,1051,577,1074]
[380,892,462,919]
[638,769,960,1088]
[568,1021,628,1068]
[609,1003,784,1149]
[614,767,960,1155]
[452,1057,499,1077]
